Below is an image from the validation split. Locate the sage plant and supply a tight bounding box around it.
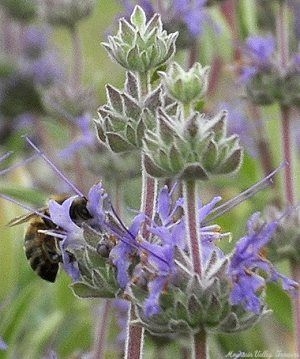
[24,6,297,358]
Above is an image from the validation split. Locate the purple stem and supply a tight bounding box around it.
[280,106,295,205]
[276,1,299,355]
[183,180,203,277]
[124,159,157,359]
[70,24,83,89]
[188,39,199,69]
[125,307,145,359]
[192,330,207,359]
[183,180,207,358]
[291,262,300,356]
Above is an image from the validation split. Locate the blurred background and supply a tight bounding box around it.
[0,0,298,357]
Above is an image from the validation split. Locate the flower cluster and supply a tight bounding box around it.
[143,109,243,180]
[39,0,95,29]
[239,34,300,106]
[258,206,300,264]
[0,24,62,121]
[46,182,298,335]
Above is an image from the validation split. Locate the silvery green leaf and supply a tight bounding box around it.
[106,132,135,152]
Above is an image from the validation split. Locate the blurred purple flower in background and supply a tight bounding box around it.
[240,35,275,83]
[0,337,7,351]
[59,114,97,159]
[21,26,48,58]
[19,25,63,87]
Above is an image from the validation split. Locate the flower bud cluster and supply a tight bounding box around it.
[143,109,243,180]
[259,206,300,263]
[97,6,242,180]
[95,72,170,152]
[103,6,177,73]
[0,25,62,119]
[39,0,95,28]
[159,62,209,105]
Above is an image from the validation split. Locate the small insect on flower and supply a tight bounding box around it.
[8,195,92,282]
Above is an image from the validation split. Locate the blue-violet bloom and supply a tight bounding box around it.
[240,35,275,83]
[229,213,298,313]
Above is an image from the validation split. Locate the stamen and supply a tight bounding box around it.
[109,204,170,266]
[206,164,284,223]
[24,136,84,197]
[0,193,52,224]
[0,154,39,176]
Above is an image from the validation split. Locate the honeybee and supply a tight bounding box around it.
[8,195,92,282]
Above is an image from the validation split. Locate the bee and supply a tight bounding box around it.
[8,195,92,282]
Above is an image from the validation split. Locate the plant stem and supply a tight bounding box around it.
[276,2,299,356]
[191,330,207,359]
[125,306,145,359]
[291,261,300,356]
[70,24,83,89]
[276,0,295,204]
[221,0,240,62]
[183,180,208,356]
[280,105,295,205]
[276,0,289,75]
[188,39,199,69]
[183,180,203,277]
[92,300,112,359]
[125,157,157,359]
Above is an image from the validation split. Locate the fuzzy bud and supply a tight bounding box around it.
[102,6,177,73]
[143,109,243,180]
[95,71,169,152]
[40,0,95,28]
[159,62,209,105]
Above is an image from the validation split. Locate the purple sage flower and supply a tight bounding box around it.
[137,187,226,317]
[109,212,145,288]
[229,213,298,313]
[48,196,84,280]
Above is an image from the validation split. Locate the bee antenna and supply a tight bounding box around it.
[24,136,84,197]
[0,154,39,176]
[0,151,13,163]
[0,193,52,224]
